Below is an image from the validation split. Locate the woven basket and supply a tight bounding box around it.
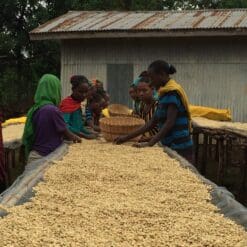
[108,104,131,117]
[100,117,145,142]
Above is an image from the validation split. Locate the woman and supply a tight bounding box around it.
[60,75,97,139]
[136,77,159,142]
[87,92,106,127]
[85,82,109,132]
[23,74,81,163]
[115,60,194,164]
[0,111,7,192]
[129,85,140,115]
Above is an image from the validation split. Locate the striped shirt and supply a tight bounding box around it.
[154,91,193,150]
[85,106,93,122]
[133,100,141,115]
[139,101,159,137]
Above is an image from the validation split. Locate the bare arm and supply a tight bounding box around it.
[86,119,94,129]
[63,129,81,143]
[148,104,178,146]
[115,117,158,144]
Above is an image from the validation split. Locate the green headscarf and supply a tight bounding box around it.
[132,77,141,87]
[22,74,61,158]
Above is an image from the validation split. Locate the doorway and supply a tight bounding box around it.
[107,64,133,107]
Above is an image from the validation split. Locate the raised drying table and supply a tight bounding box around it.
[2,124,25,187]
[192,117,247,204]
[0,140,246,246]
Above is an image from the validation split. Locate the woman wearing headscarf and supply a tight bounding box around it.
[22,74,81,163]
[60,75,97,139]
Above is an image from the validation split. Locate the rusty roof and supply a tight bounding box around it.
[30,10,247,40]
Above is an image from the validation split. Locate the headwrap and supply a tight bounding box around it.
[60,96,81,113]
[132,77,141,87]
[22,74,61,158]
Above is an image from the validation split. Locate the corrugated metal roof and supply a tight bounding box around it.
[30,10,247,39]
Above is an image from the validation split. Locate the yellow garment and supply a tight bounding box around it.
[190,105,231,121]
[2,116,27,127]
[102,108,110,118]
[158,79,192,131]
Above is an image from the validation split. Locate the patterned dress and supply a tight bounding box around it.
[139,101,159,139]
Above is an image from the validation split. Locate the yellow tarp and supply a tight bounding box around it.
[190,105,231,121]
[103,105,232,121]
[2,105,231,127]
[2,116,27,127]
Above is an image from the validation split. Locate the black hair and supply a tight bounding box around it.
[139,71,148,77]
[88,92,104,105]
[70,75,89,90]
[148,60,176,75]
[95,79,104,87]
[96,87,107,97]
[138,76,150,84]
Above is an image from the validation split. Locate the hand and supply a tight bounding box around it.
[138,136,151,143]
[86,134,98,140]
[131,114,140,119]
[72,135,82,143]
[114,135,128,145]
[79,133,97,140]
[132,142,150,148]
[93,125,101,132]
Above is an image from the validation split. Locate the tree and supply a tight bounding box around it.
[0,0,61,117]
[1,0,246,118]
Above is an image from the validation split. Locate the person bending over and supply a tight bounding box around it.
[136,77,159,143]
[60,75,97,140]
[115,60,194,164]
[23,74,81,163]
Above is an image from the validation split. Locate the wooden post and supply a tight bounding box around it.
[224,137,231,177]
[217,138,224,184]
[193,130,199,168]
[5,149,11,187]
[11,149,16,169]
[215,138,219,162]
[239,143,247,204]
[201,132,208,175]
[208,136,213,159]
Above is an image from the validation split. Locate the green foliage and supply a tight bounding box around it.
[162,0,247,10]
[0,0,246,118]
[0,0,61,117]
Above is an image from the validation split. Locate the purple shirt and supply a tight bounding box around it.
[32,105,66,156]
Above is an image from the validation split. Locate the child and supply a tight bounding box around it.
[137,77,159,142]
[60,75,97,139]
[86,82,109,131]
[22,74,81,163]
[115,60,194,164]
[129,85,140,115]
[130,71,151,115]
[133,71,159,101]
[87,92,106,128]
